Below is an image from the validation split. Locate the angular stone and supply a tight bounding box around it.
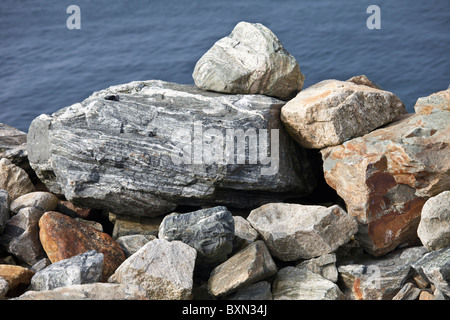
[392,282,421,300]
[346,75,382,89]
[10,191,59,215]
[0,158,35,202]
[419,291,434,300]
[338,246,428,300]
[233,215,259,252]
[321,110,450,256]
[272,267,344,300]
[247,203,358,261]
[14,283,150,300]
[281,79,405,149]
[30,250,103,291]
[193,21,304,101]
[30,258,51,273]
[27,80,316,218]
[38,211,126,281]
[0,207,46,265]
[158,206,234,267]
[110,214,162,239]
[227,281,272,300]
[417,191,450,251]
[108,239,196,300]
[412,247,450,298]
[116,234,155,258]
[74,218,103,232]
[296,253,338,283]
[0,264,34,297]
[207,240,277,297]
[0,189,9,235]
[0,123,28,170]
[414,88,450,115]
[56,200,91,219]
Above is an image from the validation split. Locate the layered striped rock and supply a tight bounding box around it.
[27,80,316,217]
[321,107,450,256]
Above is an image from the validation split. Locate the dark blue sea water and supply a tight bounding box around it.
[1,0,449,132]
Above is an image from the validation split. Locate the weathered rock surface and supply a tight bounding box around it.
[227,281,272,300]
[158,206,234,267]
[296,253,338,283]
[193,21,304,101]
[346,75,382,89]
[10,191,59,215]
[0,190,9,235]
[27,80,316,218]
[280,79,406,149]
[30,250,103,291]
[14,283,150,300]
[0,207,46,265]
[0,123,28,170]
[417,191,450,251]
[207,240,277,297]
[392,282,421,300]
[247,203,358,261]
[272,267,344,300]
[338,246,428,300]
[414,88,450,115]
[110,214,162,239]
[321,110,450,256]
[412,247,450,298]
[0,264,34,297]
[108,239,197,300]
[38,211,126,281]
[116,234,155,258]
[233,215,259,252]
[0,158,35,202]
[0,276,9,300]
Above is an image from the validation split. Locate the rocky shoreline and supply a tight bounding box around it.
[0,21,449,301]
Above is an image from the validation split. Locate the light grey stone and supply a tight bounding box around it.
[272,267,344,300]
[116,234,155,258]
[247,203,358,261]
[227,281,272,300]
[108,239,197,300]
[207,240,277,297]
[10,191,59,215]
[158,206,234,267]
[281,79,406,149]
[338,246,428,300]
[296,253,338,283]
[14,283,150,300]
[412,247,450,298]
[27,80,316,218]
[30,258,51,273]
[417,191,450,251]
[0,189,9,235]
[30,250,104,291]
[0,276,8,300]
[0,207,46,265]
[193,21,304,101]
[0,123,28,171]
[233,215,259,252]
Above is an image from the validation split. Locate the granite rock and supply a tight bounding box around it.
[116,234,155,258]
[414,88,450,115]
[193,21,304,100]
[10,191,59,215]
[0,264,34,297]
[0,158,35,202]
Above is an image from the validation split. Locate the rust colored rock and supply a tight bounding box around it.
[39,211,126,281]
[321,109,450,256]
[414,88,450,115]
[0,264,34,297]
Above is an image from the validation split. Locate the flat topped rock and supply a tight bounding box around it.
[27,80,316,217]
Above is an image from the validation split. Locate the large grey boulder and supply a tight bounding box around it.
[108,239,197,300]
[29,250,104,291]
[417,191,450,251]
[193,21,304,101]
[27,80,316,217]
[158,206,234,268]
[247,203,358,261]
[280,79,406,149]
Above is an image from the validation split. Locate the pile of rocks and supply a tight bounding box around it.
[0,21,449,300]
